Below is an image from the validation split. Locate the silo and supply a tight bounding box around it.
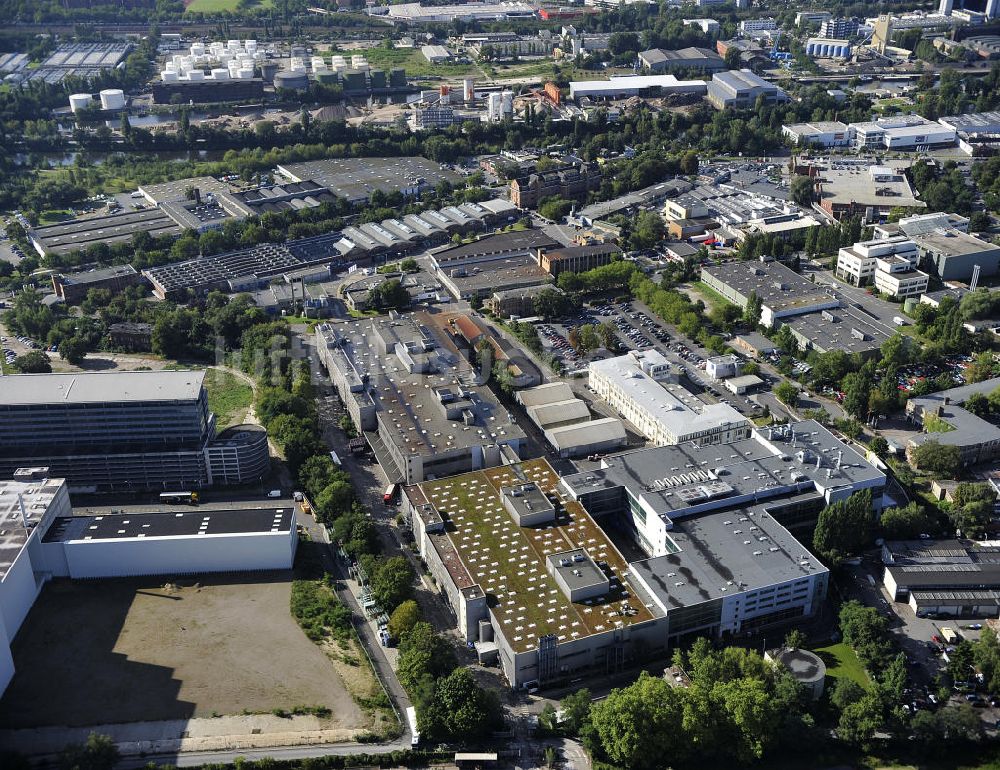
[160,70,179,82]
[463,78,474,102]
[237,68,255,79]
[260,61,279,83]
[211,68,230,80]
[69,93,92,112]
[315,69,338,85]
[311,56,327,71]
[245,40,258,55]
[369,69,386,89]
[186,69,205,81]
[342,69,366,92]
[389,68,406,88]
[99,89,126,110]
[190,42,205,57]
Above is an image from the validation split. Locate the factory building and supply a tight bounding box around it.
[637,47,726,73]
[0,470,297,697]
[315,315,525,484]
[510,163,602,209]
[848,115,957,150]
[782,121,850,148]
[882,540,1000,616]
[516,382,627,458]
[51,264,144,305]
[805,38,852,58]
[706,70,789,110]
[0,371,269,493]
[402,422,883,688]
[910,228,1000,283]
[568,74,707,101]
[589,350,751,446]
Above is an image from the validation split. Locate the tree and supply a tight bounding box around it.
[880,501,939,540]
[839,600,892,671]
[965,391,990,417]
[59,336,88,366]
[533,288,573,319]
[364,556,414,613]
[369,279,409,312]
[813,490,874,565]
[630,211,666,249]
[830,677,865,712]
[426,667,503,742]
[315,479,354,522]
[387,599,422,641]
[868,436,889,457]
[559,688,592,735]
[790,175,814,206]
[837,693,883,745]
[59,733,119,770]
[775,380,799,407]
[12,350,51,373]
[743,290,762,327]
[910,440,962,478]
[949,482,997,538]
[724,46,743,70]
[784,628,806,650]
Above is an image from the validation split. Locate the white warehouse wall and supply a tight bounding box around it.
[62,531,297,579]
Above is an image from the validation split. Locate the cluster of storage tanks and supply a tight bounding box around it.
[486,90,514,121]
[161,39,262,83]
[275,54,407,93]
[805,38,852,59]
[68,88,126,113]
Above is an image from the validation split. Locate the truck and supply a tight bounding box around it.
[405,706,420,748]
[941,627,960,644]
[160,491,198,505]
[383,483,399,505]
[893,316,909,326]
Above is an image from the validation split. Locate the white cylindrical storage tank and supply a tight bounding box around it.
[237,68,254,79]
[311,56,327,71]
[191,42,205,56]
[160,70,179,82]
[99,88,126,110]
[187,69,205,81]
[245,40,258,54]
[463,78,474,102]
[69,93,92,112]
[227,39,240,50]
[351,54,365,67]
[501,90,513,116]
[332,55,346,66]
[211,67,229,80]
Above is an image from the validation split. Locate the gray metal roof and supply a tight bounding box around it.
[0,371,205,406]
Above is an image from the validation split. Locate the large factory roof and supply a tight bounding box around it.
[0,370,205,406]
[405,459,657,653]
[44,506,294,542]
[701,260,837,314]
[28,208,181,257]
[275,157,462,203]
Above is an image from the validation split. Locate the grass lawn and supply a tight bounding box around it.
[185,0,271,12]
[342,47,479,79]
[38,209,73,224]
[693,280,737,309]
[923,413,956,433]
[813,642,871,689]
[204,368,253,428]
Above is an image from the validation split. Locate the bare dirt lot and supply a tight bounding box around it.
[0,574,369,729]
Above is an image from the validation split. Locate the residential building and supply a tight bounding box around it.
[315,315,526,484]
[906,377,1000,467]
[536,243,620,276]
[782,121,850,147]
[683,18,721,35]
[739,17,778,33]
[638,47,725,73]
[0,371,269,493]
[706,70,789,110]
[510,163,602,209]
[700,259,840,327]
[589,350,751,446]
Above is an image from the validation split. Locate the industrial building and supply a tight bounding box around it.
[835,236,929,299]
[589,350,751,446]
[51,264,143,305]
[402,421,883,688]
[805,38,852,58]
[707,70,789,109]
[782,306,891,357]
[1,42,131,87]
[910,228,1000,283]
[152,78,264,104]
[484,283,559,318]
[882,539,1000,616]
[515,382,627,458]
[429,230,557,301]
[568,74,708,101]
[315,315,525,484]
[637,47,726,72]
[375,1,537,23]
[808,160,925,221]
[510,163,602,208]
[276,157,463,206]
[939,110,1000,154]
[536,243,620,276]
[0,470,297,697]
[906,377,1000,468]
[782,121,850,148]
[733,332,778,358]
[700,259,840,327]
[0,371,269,493]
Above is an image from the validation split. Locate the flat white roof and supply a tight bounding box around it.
[0,370,206,406]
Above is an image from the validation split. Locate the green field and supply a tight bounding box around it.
[813,643,871,689]
[184,0,271,13]
[38,209,74,225]
[204,368,254,428]
[341,46,480,79]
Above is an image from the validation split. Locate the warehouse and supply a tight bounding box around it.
[377,2,536,22]
[152,78,265,104]
[782,121,850,148]
[316,315,525,484]
[589,350,751,446]
[568,74,708,101]
[516,382,627,458]
[910,228,1000,283]
[276,157,462,205]
[0,469,298,698]
[700,259,840,327]
[430,230,557,301]
[782,306,891,357]
[51,264,143,305]
[848,115,956,150]
[706,70,788,110]
[544,418,627,458]
[28,208,182,258]
[881,539,1000,616]
[809,160,925,221]
[637,47,725,72]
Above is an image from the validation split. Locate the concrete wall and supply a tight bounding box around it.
[60,530,297,578]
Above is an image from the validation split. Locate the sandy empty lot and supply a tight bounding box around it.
[0,575,368,729]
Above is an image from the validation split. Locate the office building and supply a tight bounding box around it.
[796,11,833,26]
[683,18,721,35]
[848,115,957,150]
[707,70,789,110]
[0,470,297,697]
[536,243,620,276]
[705,354,741,379]
[315,315,525,484]
[638,47,725,73]
[819,17,860,38]
[0,371,269,492]
[906,377,1000,467]
[700,259,840,327]
[510,163,602,208]
[782,121,850,148]
[835,235,920,288]
[739,17,778,33]
[589,350,751,446]
[808,160,925,221]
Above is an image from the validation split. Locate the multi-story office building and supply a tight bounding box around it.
[510,163,602,209]
[402,421,884,688]
[706,70,789,110]
[739,17,778,33]
[589,351,751,446]
[536,243,620,276]
[819,17,860,38]
[836,235,918,285]
[0,371,269,492]
[848,115,957,150]
[782,121,850,147]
